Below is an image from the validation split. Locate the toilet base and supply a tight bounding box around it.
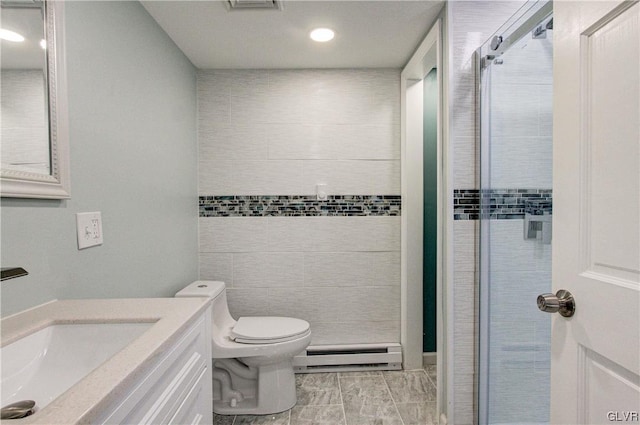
[213,359,297,415]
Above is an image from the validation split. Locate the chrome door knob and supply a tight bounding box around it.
[537,289,575,317]
[537,293,560,312]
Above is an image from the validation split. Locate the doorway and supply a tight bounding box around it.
[401,17,447,422]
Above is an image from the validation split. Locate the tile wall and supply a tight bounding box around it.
[197,69,401,345]
[446,2,527,423]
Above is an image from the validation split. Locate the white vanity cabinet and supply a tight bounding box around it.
[97,310,212,425]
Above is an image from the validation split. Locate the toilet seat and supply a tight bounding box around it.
[231,317,310,344]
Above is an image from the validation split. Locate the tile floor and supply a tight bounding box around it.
[213,366,438,425]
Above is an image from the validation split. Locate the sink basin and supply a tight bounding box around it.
[1,322,152,413]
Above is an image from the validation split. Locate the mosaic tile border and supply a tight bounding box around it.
[454,189,552,220]
[199,195,402,217]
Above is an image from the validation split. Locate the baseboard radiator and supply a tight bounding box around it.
[293,343,402,373]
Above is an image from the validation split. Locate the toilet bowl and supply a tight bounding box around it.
[175,280,311,415]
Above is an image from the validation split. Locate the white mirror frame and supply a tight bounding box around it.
[1,1,70,199]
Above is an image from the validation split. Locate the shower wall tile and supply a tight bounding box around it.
[201,162,308,196]
[309,321,400,345]
[453,221,478,272]
[233,160,303,195]
[199,123,268,160]
[488,220,551,271]
[267,124,400,160]
[199,160,306,195]
[197,69,400,198]
[453,381,475,425]
[489,137,553,188]
[453,271,476,354]
[199,253,233,284]
[450,78,477,140]
[304,252,400,287]
[266,69,400,126]
[452,271,477,425]
[267,216,400,252]
[199,217,267,252]
[487,268,552,423]
[302,160,400,195]
[199,251,399,289]
[491,84,541,139]
[229,72,270,125]
[226,287,270,318]
[489,270,552,322]
[267,286,400,323]
[538,84,553,137]
[197,69,401,346]
[199,160,233,195]
[225,286,402,345]
[198,72,231,122]
[452,137,478,189]
[233,252,304,288]
[447,1,527,423]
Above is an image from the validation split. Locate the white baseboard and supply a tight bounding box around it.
[423,352,437,366]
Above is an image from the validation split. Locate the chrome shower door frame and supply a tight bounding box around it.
[475,1,553,424]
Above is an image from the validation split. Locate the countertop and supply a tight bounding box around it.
[0,297,212,425]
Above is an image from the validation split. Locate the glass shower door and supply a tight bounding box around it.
[477,2,553,424]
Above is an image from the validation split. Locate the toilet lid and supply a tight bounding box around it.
[231,317,310,344]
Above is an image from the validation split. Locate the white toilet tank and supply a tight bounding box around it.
[176,280,225,299]
[176,281,236,342]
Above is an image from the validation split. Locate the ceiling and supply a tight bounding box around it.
[141,0,444,69]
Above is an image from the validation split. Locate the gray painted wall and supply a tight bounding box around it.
[0,1,198,316]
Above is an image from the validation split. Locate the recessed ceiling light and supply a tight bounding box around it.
[0,29,25,43]
[40,39,46,49]
[310,28,334,43]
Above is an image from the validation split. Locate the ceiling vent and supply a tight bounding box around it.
[225,0,283,11]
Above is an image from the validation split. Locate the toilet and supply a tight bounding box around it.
[175,280,311,415]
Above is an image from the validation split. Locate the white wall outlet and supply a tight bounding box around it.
[316,183,328,201]
[76,212,103,249]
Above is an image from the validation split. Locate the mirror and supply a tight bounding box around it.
[1,0,69,199]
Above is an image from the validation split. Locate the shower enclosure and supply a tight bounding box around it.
[476,2,553,424]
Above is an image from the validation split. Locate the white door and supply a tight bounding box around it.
[551,1,640,423]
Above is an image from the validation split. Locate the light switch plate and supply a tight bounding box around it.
[316,183,328,201]
[76,212,103,249]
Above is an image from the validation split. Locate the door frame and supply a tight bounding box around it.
[401,16,450,421]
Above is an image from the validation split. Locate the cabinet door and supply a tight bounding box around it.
[169,368,209,425]
[99,311,212,425]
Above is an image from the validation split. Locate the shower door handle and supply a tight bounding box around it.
[537,290,575,317]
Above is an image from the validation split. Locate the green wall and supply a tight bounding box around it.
[1,1,198,316]
[423,68,438,352]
